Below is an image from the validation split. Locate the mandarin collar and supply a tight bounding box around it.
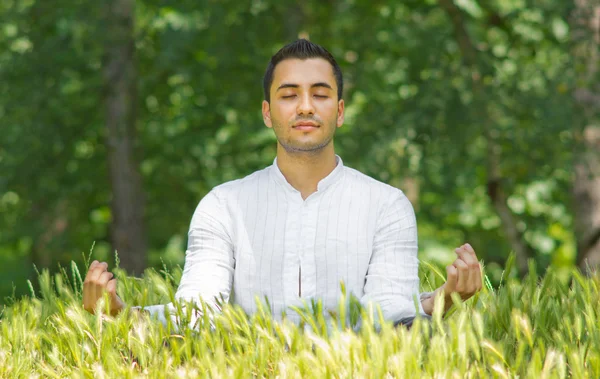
[270,155,345,195]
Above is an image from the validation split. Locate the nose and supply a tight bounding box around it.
[296,93,315,116]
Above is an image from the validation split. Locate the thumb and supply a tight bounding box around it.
[106,279,121,302]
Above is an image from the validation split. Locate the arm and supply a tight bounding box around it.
[360,191,426,322]
[175,190,235,306]
[359,192,482,323]
[137,189,235,327]
[84,190,235,329]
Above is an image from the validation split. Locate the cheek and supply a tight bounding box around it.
[269,111,286,129]
[317,103,339,120]
[271,104,296,122]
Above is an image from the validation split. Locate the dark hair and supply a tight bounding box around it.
[263,39,343,102]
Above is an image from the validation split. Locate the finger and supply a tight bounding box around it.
[83,279,98,313]
[455,245,477,267]
[106,279,125,316]
[455,245,481,290]
[91,262,109,282]
[89,265,106,302]
[474,262,483,292]
[91,271,113,313]
[86,263,109,296]
[460,244,483,291]
[106,278,118,296]
[453,259,469,292]
[84,263,101,310]
[85,263,109,307]
[444,265,458,295]
[106,278,122,306]
[461,243,479,261]
[464,263,480,295]
[95,271,114,291]
[95,272,113,309]
[84,260,100,282]
[467,245,483,291]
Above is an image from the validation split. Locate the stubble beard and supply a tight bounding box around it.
[272,116,337,155]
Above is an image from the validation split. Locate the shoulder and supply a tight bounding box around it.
[341,165,415,222]
[342,166,408,201]
[190,166,270,220]
[195,165,273,216]
[209,166,271,199]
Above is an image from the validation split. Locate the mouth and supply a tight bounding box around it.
[293,122,319,131]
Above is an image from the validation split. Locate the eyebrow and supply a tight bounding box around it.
[276,82,333,91]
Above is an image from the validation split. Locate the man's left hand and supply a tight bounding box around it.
[441,243,482,303]
[421,243,482,315]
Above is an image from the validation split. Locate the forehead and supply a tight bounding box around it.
[272,58,336,89]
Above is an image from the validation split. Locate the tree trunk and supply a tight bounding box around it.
[103,0,146,275]
[574,128,600,272]
[439,0,533,275]
[572,2,600,273]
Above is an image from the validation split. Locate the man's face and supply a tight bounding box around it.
[262,58,344,154]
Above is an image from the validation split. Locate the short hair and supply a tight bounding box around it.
[263,39,343,102]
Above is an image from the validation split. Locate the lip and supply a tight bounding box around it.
[293,122,319,130]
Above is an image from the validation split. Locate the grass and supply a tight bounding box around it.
[0,258,599,378]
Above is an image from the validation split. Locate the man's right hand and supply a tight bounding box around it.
[83,260,125,316]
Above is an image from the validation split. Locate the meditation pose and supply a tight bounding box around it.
[83,39,482,327]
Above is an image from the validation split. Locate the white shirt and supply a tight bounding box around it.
[139,155,428,327]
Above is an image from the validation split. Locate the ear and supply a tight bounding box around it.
[262,100,272,128]
[336,99,345,128]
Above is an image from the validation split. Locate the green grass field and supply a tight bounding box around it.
[0,259,598,378]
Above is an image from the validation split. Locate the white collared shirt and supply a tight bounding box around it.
[139,155,428,326]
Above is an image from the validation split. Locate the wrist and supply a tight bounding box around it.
[421,295,434,316]
[421,288,453,315]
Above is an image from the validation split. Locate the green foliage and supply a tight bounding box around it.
[1,260,599,376]
[0,0,585,297]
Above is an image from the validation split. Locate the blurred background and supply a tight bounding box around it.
[0,0,598,302]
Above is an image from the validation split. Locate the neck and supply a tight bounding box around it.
[276,143,337,200]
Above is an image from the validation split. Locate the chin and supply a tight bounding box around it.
[282,141,330,154]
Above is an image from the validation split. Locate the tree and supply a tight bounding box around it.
[0,0,585,299]
[437,0,534,275]
[104,0,147,275]
[572,0,600,272]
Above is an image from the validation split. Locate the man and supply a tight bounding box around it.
[83,39,482,327]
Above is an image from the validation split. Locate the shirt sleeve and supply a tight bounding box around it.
[360,190,428,322]
[134,189,235,329]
